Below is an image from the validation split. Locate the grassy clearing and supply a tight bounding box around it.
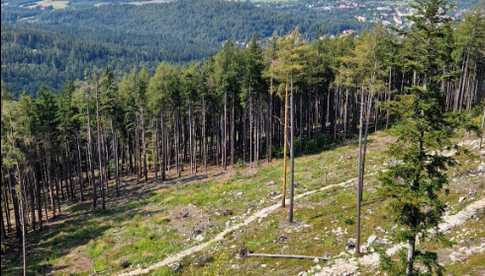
[175,135,483,275]
[1,131,482,275]
[443,252,485,275]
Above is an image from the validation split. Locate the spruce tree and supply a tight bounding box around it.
[379,0,456,274]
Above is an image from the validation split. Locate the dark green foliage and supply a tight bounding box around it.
[1,0,371,94]
[378,1,470,274]
[1,25,161,95]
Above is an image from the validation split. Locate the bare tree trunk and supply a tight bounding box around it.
[282,81,289,208]
[95,79,106,210]
[86,91,96,210]
[355,88,373,255]
[202,96,208,173]
[44,153,56,217]
[355,89,365,255]
[480,108,485,149]
[160,111,166,181]
[141,108,148,182]
[223,91,227,170]
[113,127,120,196]
[188,101,195,175]
[406,236,416,276]
[249,87,253,166]
[76,136,85,201]
[231,92,235,166]
[386,67,392,128]
[15,164,27,276]
[268,73,273,162]
[288,76,295,223]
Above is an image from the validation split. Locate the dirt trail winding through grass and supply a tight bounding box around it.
[118,176,361,275]
[119,138,482,275]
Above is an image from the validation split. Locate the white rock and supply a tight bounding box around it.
[449,252,465,263]
[376,226,385,233]
[367,235,378,247]
[194,234,205,242]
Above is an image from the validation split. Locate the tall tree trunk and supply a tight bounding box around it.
[95,79,106,210]
[268,75,273,162]
[355,89,373,255]
[282,81,289,208]
[480,109,485,149]
[160,111,166,181]
[113,128,120,196]
[288,76,295,223]
[231,92,235,166]
[223,91,228,170]
[355,89,365,255]
[386,67,392,128]
[249,87,253,165]
[15,164,27,276]
[45,152,56,217]
[86,93,96,210]
[202,96,208,173]
[141,108,148,182]
[188,101,194,174]
[8,170,21,239]
[76,136,85,201]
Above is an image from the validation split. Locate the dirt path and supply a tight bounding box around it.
[311,197,485,276]
[118,176,361,275]
[119,138,482,276]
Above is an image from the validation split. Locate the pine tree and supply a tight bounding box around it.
[379,1,457,274]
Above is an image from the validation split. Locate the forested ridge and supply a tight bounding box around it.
[1,1,485,275]
[1,25,162,95]
[1,0,369,94]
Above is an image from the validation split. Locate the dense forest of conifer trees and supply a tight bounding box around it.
[1,5,484,273]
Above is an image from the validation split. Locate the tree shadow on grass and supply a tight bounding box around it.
[1,183,163,275]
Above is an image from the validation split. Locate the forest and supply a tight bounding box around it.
[1,1,485,275]
[1,0,369,94]
[1,25,162,95]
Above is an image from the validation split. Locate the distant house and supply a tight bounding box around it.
[355,16,366,23]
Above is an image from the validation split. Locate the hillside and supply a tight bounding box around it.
[0,0,365,93]
[1,25,162,95]
[1,131,483,275]
[1,2,484,275]
[3,0,481,94]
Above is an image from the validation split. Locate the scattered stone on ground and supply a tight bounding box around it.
[194,255,214,267]
[169,204,211,237]
[302,198,485,276]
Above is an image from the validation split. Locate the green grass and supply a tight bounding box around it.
[1,131,482,275]
[444,253,485,275]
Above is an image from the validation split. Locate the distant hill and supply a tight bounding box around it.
[1,0,481,94]
[2,0,368,94]
[1,25,162,95]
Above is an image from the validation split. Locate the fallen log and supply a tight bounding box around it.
[239,248,329,261]
[247,253,329,261]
